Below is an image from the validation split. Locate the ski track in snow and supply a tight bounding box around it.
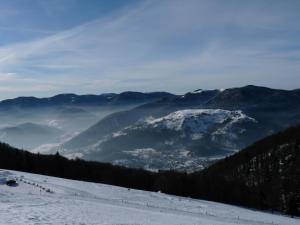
[0,169,298,225]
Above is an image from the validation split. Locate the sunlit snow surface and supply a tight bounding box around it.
[0,169,298,225]
[144,109,256,132]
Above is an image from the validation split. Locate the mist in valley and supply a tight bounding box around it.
[0,104,140,154]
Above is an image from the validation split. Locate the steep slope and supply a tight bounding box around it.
[62,107,155,150]
[1,169,297,225]
[190,125,300,215]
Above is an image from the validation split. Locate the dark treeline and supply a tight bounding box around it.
[190,125,300,216]
[0,125,299,216]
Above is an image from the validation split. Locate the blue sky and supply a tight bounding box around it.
[0,0,300,99]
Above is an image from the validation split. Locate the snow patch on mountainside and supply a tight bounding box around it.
[123,148,159,159]
[191,89,204,94]
[76,109,258,171]
[112,130,127,137]
[143,109,256,133]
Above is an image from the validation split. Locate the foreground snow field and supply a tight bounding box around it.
[0,169,298,225]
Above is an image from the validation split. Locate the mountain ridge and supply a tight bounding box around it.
[0,91,176,109]
[61,85,300,171]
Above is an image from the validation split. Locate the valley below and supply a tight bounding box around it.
[1,85,299,172]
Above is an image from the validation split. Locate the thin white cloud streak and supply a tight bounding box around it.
[0,0,300,99]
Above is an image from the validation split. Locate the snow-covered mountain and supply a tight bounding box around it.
[69,109,258,171]
[59,85,300,171]
[1,85,300,171]
[0,169,298,225]
[142,109,254,133]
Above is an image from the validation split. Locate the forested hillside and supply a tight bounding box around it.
[0,125,299,215]
[190,125,300,216]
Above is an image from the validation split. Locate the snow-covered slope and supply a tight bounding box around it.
[80,109,258,171]
[143,109,255,133]
[0,170,298,225]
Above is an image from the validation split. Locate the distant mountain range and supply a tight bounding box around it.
[0,85,299,171]
[59,85,300,171]
[0,92,175,109]
[0,91,176,152]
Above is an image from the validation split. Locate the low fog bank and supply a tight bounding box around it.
[0,104,140,152]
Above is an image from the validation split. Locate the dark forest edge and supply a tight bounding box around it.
[0,125,299,216]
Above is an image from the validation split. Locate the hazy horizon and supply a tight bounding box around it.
[0,84,299,101]
[0,0,300,99]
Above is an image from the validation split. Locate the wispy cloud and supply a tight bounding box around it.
[0,0,300,99]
